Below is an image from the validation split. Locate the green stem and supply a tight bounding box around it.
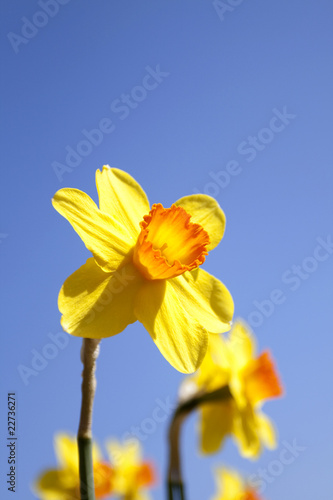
[77,338,101,500]
[78,437,95,500]
[167,385,232,500]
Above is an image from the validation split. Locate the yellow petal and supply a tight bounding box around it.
[227,319,256,370]
[134,278,209,373]
[256,412,277,450]
[107,439,141,467]
[175,194,226,250]
[33,469,76,500]
[200,401,234,454]
[106,439,154,500]
[52,188,133,272]
[213,467,244,500]
[175,268,234,333]
[195,335,230,392]
[54,433,79,472]
[59,258,142,338]
[233,408,277,458]
[232,405,261,459]
[96,166,150,240]
[205,333,230,368]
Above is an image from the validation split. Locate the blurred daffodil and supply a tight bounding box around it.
[184,319,283,457]
[212,467,262,500]
[33,433,113,499]
[106,438,156,500]
[53,166,233,373]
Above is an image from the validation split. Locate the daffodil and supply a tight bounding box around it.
[184,319,283,457]
[52,166,233,373]
[211,467,262,500]
[106,439,156,500]
[33,433,113,500]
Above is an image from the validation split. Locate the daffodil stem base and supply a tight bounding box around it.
[168,481,185,500]
[77,338,100,500]
[78,437,95,500]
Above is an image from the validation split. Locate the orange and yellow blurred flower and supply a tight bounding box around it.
[211,467,262,500]
[106,438,156,500]
[52,166,234,373]
[182,319,283,458]
[33,433,113,500]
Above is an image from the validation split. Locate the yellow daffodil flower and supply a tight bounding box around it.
[212,467,262,500]
[52,166,234,373]
[106,438,156,500]
[33,433,113,499]
[184,319,283,457]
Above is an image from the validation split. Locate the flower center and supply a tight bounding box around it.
[243,490,262,500]
[242,351,283,406]
[133,204,210,280]
[93,463,114,498]
[136,462,156,487]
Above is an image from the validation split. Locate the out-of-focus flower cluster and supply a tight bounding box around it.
[33,434,156,500]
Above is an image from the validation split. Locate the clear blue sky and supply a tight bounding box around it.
[1,1,332,499]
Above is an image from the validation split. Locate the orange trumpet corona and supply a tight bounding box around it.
[133,203,210,280]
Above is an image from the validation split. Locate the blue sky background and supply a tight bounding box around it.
[1,1,333,499]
